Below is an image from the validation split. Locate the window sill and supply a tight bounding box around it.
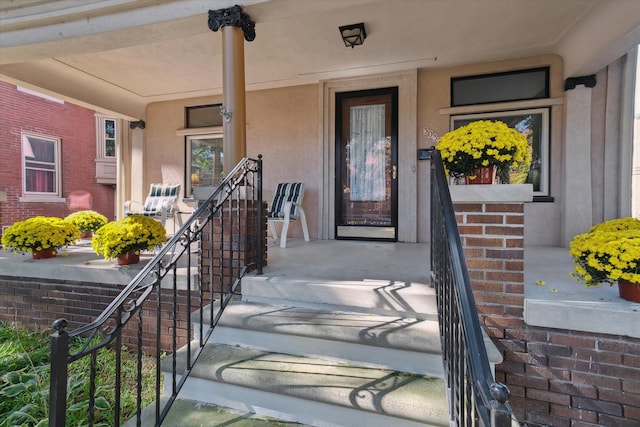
[19,196,65,203]
[524,246,640,339]
[450,183,534,203]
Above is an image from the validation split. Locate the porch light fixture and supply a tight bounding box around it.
[339,22,366,48]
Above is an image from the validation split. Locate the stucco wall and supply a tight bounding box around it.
[142,54,569,246]
[418,55,565,246]
[144,84,320,239]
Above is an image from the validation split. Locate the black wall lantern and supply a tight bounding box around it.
[339,22,366,48]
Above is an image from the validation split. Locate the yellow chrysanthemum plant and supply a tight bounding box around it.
[91,215,167,261]
[569,217,640,287]
[435,120,532,179]
[1,216,81,255]
[64,210,108,233]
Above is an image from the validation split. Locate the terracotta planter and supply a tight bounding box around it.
[117,252,140,265]
[465,165,497,185]
[618,279,640,303]
[32,247,56,259]
[80,231,93,239]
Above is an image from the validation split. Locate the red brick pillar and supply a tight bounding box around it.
[201,200,268,294]
[450,185,532,384]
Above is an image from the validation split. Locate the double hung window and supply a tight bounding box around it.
[22,132,61,197]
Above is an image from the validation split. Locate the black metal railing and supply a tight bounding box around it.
[430,150,514,426]
[49,156,264,427]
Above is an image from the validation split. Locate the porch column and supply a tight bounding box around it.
[562,77,595,246]
[208,6,256,173]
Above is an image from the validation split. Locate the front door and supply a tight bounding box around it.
[335,87,398,240]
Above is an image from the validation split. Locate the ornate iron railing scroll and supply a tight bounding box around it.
[49,156,263,426]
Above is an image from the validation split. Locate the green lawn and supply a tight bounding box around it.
[0,323,157,427]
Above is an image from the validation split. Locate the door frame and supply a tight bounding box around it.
[335,87,399,241]
[320,70,418,242]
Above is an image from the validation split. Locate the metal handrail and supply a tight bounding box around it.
[430,149,514,426]
[49,156,263,427]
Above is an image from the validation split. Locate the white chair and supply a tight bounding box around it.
[123,183,181,228]
[267,182,310,248]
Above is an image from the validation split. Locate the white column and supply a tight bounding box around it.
[562,86,593,246]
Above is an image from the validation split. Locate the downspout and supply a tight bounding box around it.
[208,5,256,173]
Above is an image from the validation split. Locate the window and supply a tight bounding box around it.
[22,132,61,197]
[452,108,550,197]
[184,104,224,197]
[96,115,117,159]
[451,67,549,107]
[186,134,224,197]
[186,105,223,128]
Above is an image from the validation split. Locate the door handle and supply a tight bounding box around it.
[392,165,397,180]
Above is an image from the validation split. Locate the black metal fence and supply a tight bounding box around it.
[49,156,264,426]
[430,150,514,426]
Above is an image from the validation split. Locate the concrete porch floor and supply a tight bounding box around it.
[0,237,580,293]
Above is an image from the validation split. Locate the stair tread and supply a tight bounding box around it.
[171,343,449,426]
[213,301,442,354]
[241,275,438,318]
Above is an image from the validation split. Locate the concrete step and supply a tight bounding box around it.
[204,301,445,377]
[241,275,438,319]
[129,396,311,426]
[166,343,449,427]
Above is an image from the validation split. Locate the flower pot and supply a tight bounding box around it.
[32,247,56,259]
[80,231,93,239]
[618,279,640,303]
[465,165,497,185]
[117,252,140,265]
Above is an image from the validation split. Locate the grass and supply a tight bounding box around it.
[0,322,157,427]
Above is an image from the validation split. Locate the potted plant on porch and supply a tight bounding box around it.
[1,216,80,259]
[569,217,640,302]
[91,215,167,265]
[435,120,531,184]
[64,210,108,238]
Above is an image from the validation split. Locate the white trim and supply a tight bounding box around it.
[321,70,418,242]
[16,86,64,104]
[21,131,62,198]
[450,108,551,197]
[176,126,223,136]
[439,97,563,116]
[18,196,66,203]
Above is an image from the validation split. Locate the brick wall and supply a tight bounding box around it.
[0,81,115,234]
[201,200,268,293]
[455,200,640,427]
[0,276,199,355]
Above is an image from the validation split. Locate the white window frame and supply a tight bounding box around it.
[21,131,63,200]
[450,108,551,198]
[185,132,224,197]
[96,115,117,159]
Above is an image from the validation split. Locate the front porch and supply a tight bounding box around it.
[2,235,639,425]
[0,237,578,298]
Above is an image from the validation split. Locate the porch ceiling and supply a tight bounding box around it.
[1,0,639,119]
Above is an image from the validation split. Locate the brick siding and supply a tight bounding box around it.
[0,81,115,234]
[455,201,640,427]
[0,275,198,355]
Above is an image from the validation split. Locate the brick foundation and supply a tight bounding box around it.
[0,276,199,355]
[454,198,640,426]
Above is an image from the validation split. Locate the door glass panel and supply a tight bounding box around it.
[341,103,392,226]
[336,89,397,240]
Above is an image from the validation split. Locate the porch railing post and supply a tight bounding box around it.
[256,154,263,275]
[49,318,69,427]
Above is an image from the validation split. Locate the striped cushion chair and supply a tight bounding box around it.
[267,182,310,248]
[123,183,181,228]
